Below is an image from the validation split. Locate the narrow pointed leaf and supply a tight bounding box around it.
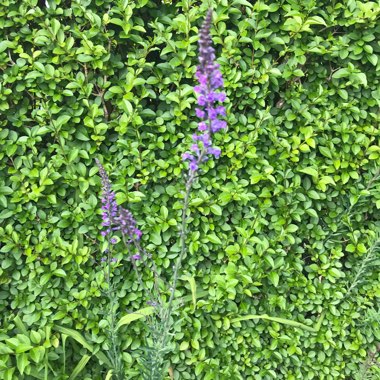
[69,355,91,380]
[116,307,155,330]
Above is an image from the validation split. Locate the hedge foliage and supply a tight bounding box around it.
[0,0,380,379]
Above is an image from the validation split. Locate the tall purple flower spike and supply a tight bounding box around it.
[182,9,227,172]
[96,159,142,243]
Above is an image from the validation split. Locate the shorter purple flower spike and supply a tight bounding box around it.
[96,159,118,237]
[96,159,142,259]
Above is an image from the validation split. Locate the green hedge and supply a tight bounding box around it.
[0,0,379,379]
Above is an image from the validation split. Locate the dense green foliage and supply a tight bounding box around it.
[0,0,379,378]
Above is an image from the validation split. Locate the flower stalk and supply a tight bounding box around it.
[167,8,226,323]
[94,9,226,379]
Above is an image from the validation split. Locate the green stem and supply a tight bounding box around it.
[103,220,124,378]
[166,171,195,320]
[134,239,164,307]
[124,238,156,303]
[166,146,208,321]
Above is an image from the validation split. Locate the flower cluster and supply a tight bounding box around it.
[116,207,142,242]
[96,159,142,245]
[96,158,118,237]
[182,9,227,172]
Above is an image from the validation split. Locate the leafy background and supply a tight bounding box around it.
[0,0,379,379]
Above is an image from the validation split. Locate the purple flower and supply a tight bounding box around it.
[198,122,207,131]
[96,159,118,237]
[116,208,142,242]
[195,108,205,118]
[189,162,198,172]
[183,9,226,173]
[132,254,141,260]
[96,159,142,257]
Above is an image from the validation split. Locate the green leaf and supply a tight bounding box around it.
[16,353,29,375]
[286,224,299,233]
[265,255,275,268]
[54,326,112,368]
[337,89,348,100]
[0,40,14,53]
[166,93,179,103]
[306,208,319,219]
[210,204,222,216]
[332,68,350,79]
[232,0,253,8]
[29,347,45,363]
[282,16,303,32]
[190,198,204,206]
[308,190,320,199]
[3,368,15,380]
[77,54,93,62]
[299,167,318,178]
[353,72,367,87]
[160,205,169,219]
[150,227,162,245]
[15,344,33,354]
[54,114,71,129]
[40,273,51,286]
[14,315,28,335]
[30,331,42,345]
[51,19,61,36]
[319,146,333,158]
[270,36,286,45]
[53,269,66,278]
[305,16,326,26]
[207,234,222,245]
[315,312,325,331]
[328,268,343,278]
[108,86,123,94]
[0,186,12,195]
[368,54,378,66]
[317,176,336,191]
[54,326,94,352]
[231,314,321,332]
[116,307,155,330]
[69,355,91,380]
[0,343,13,354]
[182,275,197,311]
[268,272,279,287]
[0,210,13,219]
[179,290,208,305]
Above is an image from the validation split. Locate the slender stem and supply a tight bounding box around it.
[166,145,208,316]
[104,244,124,378]
[166,172,195,319]
[108,295,123,379]
[124,236,156,303]
[134,239,164,306]
[100,201,124,378]
[107,248,111,294]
